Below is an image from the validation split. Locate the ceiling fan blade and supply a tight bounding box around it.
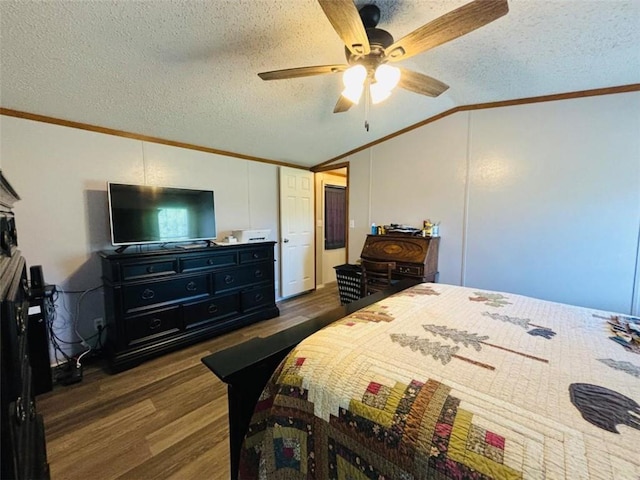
[384,0,509,62]
[398,69,449,97]
[318,0,370,56]
[333,95,354,113]
[258,65,348,81]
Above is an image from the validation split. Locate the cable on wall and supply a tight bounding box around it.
[41,286,103,385]
[74,284,104,368]
[43,290,74,367]
[631,220,640,315]
[368,148,373,227]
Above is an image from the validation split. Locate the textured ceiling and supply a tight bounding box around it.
[1,0,639,168]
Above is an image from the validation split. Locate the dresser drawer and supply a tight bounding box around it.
[239,247,272,264]
[125,306,181,346]
[122,260,178,281]
[214,263,272,293]
[241,285,275,312]
[180,251,237,273]
[122,274,211,313]
[183,293,240,329]
[396,264,423,276]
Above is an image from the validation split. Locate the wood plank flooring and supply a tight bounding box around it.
[37,284,341,480]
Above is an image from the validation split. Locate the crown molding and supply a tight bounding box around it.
[311,83,640,171]
[3,83,638,174]
[0,108,309,171]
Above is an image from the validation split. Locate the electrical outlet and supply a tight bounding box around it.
[93,317,104,331]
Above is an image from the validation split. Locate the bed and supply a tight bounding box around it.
[204,282,640,479]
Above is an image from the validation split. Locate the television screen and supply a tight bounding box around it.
[108,183,217,246]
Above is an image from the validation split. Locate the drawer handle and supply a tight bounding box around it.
[224,275,234,285]
[15,396,26,423]
[208,304,218,314]
[254,269,263,278]
[146,266,154,273]
[29,399,36,420]
[254,293,264,302]
[141,288,155,300]
[16,306,26,334]
[149,318,162,330]
[207,259,215,265]
[252,252,260,259]
[186,281,197,292]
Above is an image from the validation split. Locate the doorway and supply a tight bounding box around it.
[314,163,349,287]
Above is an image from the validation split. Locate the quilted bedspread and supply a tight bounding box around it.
[239,284,640,479]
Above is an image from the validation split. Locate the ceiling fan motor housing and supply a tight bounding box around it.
[345,27,394,69]
[359,4,381,28]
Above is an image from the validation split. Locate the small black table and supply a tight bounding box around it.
[201,279,418,479]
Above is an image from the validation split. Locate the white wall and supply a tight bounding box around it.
[369,113,469,286]
[347,149,372,259]
[347,92,640,314]
[465,96,639,312]
[0,116,281,359]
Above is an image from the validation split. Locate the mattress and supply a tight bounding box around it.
[239,283,640,479]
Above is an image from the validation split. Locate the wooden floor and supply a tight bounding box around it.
[37,284,341,480]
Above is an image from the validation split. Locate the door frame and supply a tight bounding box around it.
[313,162,350,286]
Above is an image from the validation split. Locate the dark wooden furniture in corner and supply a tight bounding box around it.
[360,234,440,282]
[1,171,50,480]
[361,259,396,295]
[100,242,279,372]
[201,279,419,480]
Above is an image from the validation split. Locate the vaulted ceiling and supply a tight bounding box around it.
[1,0,639,168]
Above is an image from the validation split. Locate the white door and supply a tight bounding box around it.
[279,167,315,298]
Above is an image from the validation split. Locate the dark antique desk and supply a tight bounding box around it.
[360,234,440,282]
[201,279,419,480]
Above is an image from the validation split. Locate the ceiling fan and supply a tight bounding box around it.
[258,0,509,114]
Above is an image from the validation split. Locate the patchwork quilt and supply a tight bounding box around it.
[239,284,640,479]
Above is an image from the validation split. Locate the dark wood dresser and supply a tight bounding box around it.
[360,234,440,282]
[100,242,279,372]
[1,171,50,480]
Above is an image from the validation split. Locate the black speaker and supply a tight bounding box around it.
[27,265,53,394]
[28,303,53,395]
[30,265,44,297]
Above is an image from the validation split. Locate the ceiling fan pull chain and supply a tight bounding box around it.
[364,80,371,132]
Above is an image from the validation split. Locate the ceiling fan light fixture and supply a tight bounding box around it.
[370,82,392,104]
[341,84,364,104]
[342,64,367,88]
[341,64,367,104]
[374,64,401,90]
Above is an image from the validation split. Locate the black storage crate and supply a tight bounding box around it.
[334,264,363,305]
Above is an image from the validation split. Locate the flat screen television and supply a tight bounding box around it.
[108,183,216,248]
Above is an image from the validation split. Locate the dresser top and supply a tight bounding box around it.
[99,241,276,260]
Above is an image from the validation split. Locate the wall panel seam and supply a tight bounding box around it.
[461,111,472,287]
